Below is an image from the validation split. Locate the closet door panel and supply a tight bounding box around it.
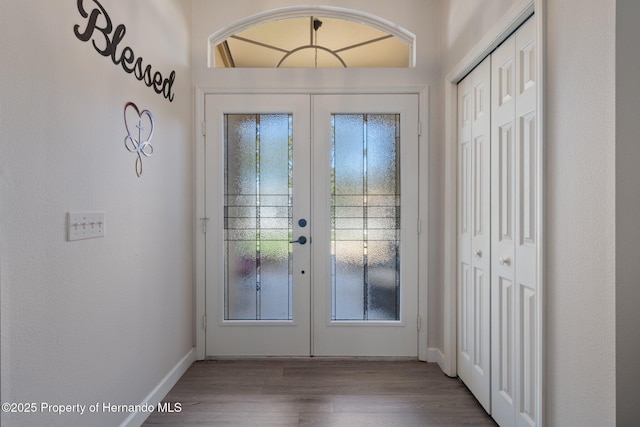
[458,75,473,372]
[471,60,492,409]
[518,285,536,427]
[491,35,517,427]
[515,16,537,427]
[492,15,538,427]
[516,17,538,260]
[458,56,491,413]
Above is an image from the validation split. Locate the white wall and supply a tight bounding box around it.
[616,1,640,424]
[441,0,522,72]
[441,0,616,425]
[546,1,615,424]
[191,0,444,355]
[0,1,623,426]
[0,1,193,426]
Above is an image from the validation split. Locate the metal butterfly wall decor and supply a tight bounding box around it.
[123,102,154,177]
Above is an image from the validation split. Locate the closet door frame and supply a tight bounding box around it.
[442,0,544,425]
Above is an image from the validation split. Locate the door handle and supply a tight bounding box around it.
[290,236,307,245]
[498,256,511,266]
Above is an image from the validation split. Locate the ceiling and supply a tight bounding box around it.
[214,17,410,68]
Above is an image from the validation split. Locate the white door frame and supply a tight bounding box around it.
[442,0,544,424]
[194,85,429,361]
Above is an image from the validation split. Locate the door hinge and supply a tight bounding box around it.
[202,121,206,136]
[202,314,207,331]
[418,121,422,136]
[200,217,210,234]
[417,315,422,332]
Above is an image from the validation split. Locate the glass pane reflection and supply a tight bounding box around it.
[224,114,293,320]
[331,114,401,321]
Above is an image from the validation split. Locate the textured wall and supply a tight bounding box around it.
[441,0,522,72]
[0,1,193,426]
[545,0,616,424]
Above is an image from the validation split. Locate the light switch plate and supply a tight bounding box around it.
[68,212,105,241]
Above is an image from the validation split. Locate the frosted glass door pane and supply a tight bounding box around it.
[331,114,401,321]
[224,114,293,320]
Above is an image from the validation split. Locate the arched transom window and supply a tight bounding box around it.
[209,7,415,68]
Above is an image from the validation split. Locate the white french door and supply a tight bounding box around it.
[204,94,311,356]
[312,94,419,356]
[204,93,419,357]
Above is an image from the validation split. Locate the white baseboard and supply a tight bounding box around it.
[427,347,446,371]
[120,347,196,427]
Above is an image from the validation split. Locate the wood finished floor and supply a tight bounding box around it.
[143,359,496,427]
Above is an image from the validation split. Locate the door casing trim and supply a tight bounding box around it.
[194,86,429,361]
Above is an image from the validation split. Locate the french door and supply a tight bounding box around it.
[204,93,419,357]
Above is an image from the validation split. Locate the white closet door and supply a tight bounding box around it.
[457,56,491,412]
[513,16,538,427]
[490,33,517,426]
[491,15,537,427]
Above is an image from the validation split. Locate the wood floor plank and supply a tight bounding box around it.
[160,395,333,413]
[143,412,300,426]
[142,359,496,426]
[332,394,485,413]
[298,412,497,427]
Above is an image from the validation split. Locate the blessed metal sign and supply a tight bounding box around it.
[74,0,176,102]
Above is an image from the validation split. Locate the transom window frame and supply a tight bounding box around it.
[207,6,417,68]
